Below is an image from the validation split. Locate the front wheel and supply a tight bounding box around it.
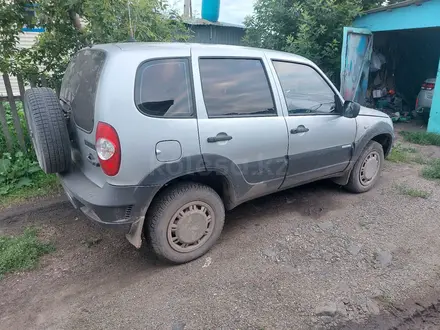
[146,182,225,264]
[344,141,384,193]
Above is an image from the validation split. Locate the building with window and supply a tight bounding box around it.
[184,18,245,46]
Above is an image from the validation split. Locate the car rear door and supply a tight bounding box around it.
[191,48,289,204]
[267,58,356,188]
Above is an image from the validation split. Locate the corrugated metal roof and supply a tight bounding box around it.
[183,18,245,29]
[362,0,431,15]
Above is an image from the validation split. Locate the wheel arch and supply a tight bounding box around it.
[147,170,237,213]
[371,133,393,157]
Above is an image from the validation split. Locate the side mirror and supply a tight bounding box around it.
[343,101,361,118]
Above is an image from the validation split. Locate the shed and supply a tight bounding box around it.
[184,18,246,46]
[341,0,440,133]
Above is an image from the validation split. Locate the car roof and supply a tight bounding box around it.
[92,42,311,64]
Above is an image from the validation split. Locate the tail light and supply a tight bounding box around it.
[96,122,121,176]
[422,82,435,90]
[415,97,419,109]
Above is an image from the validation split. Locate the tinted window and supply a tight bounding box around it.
[60,49,106,132]
[199,58,276,117]
[272,61,337,115]
[135,59,193,117]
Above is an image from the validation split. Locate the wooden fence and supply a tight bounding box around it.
[0,73,50,153]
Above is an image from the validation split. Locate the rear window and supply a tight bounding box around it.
[60,49,106,132]
[134,58,194,118]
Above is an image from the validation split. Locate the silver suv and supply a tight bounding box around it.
[24,43,394,264]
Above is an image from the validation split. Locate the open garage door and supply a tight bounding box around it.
[340,27,373,105]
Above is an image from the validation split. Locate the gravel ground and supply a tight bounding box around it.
[1,130,440,330]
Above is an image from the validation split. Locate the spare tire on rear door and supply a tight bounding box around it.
[24,87,71,174]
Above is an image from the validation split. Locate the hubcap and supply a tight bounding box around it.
[360,151,380,186]
[167,201,214,253]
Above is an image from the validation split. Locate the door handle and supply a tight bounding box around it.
[291,125,309,134]
[207,134,233,143]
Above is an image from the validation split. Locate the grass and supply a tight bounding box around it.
[413,154,430,165]
[0,228,55,278]
[0,174,60,208]
[396,184,431,199]
[387,144,417,163]
[401,131,440,146]
[421,159,440,180]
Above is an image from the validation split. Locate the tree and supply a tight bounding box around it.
[0,0,189,86]
[244,0,404,84]
[284,0,362,82]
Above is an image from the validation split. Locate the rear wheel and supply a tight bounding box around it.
[24,88,71,174]
[146,182,225,264]
[422,110,431,124]
[345,141,384,193]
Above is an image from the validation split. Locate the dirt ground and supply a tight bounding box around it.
[1,124,440,330]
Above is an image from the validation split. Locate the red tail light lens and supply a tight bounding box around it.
[422,83,435,90]
[96,122,121,176]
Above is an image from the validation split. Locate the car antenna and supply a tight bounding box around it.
[127,0,135,42]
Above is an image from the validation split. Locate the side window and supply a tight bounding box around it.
[272,61,338,115]
[199,58,276,117]
[135,58,193,118]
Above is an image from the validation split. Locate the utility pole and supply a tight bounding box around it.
[183,0,192,18]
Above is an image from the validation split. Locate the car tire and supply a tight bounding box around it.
[146,182,225,264]
[344,141,384,193]
[422,111,430,124]
[24,87,71,174]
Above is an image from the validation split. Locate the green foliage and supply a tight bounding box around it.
[244,0,362,83]
[400,131,440,146]
[0,101,40,197]
[1,0,189,87]
[243,0,300,51]
[395,184,431,199]
[0,0,37,74]
[0,151,43,196]
[244,0,404,83]
[387,144,416,163]
[285,0,361,82]
[0,174,59,207]
[421,159,440,180]
[0,101,33,154]
[0,227,55,278]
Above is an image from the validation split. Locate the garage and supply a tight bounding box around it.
[340,0,440,133]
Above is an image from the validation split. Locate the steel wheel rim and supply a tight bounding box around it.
[360,151,380,186]
[167,201,215,253]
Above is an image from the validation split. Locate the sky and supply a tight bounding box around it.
[172,0,256,25]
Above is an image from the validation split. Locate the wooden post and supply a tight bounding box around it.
[0,101,14,152]
[2,74,26,151]
[17,74,26,101]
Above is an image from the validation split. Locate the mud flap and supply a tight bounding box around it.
[125,216,145,249]
[332,169,352,186]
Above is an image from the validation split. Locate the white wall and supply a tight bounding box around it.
[0,31,40,97]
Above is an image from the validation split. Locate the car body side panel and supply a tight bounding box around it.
[91,47,202,187]
[263,54,357,188]
[190,47,290,205]
[354,115,394,160]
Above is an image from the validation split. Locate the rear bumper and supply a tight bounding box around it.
[58,167,160,225]
[416,91,432,112]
